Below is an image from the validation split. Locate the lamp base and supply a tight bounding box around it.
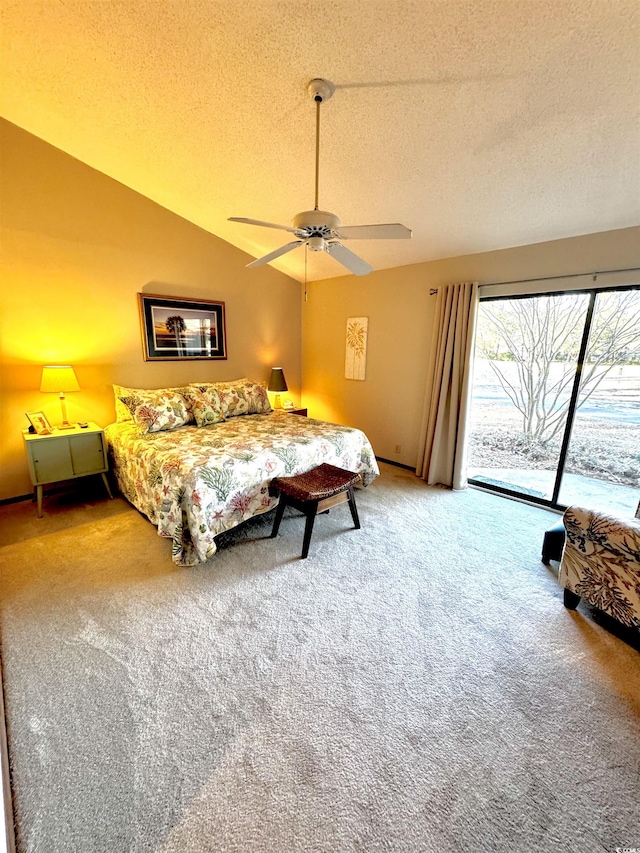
[57,421,75,430]
[274,394,283,409]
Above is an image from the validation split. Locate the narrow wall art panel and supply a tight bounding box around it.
[345,317,368,381]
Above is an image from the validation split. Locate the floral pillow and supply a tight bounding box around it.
[113,384,137,422]
[171,387,199,422]
[113,384,197,424]
[181,387,225,427]
[212,378,249,387]
[118,391,191,434]
[213,385,250,418]
[244,382,272,414]
[190,380,250,418]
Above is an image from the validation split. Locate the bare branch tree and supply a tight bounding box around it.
[476,290,640,445]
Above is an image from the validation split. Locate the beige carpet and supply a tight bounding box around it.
[0,464,638,852]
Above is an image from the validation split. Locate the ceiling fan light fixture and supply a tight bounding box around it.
[308,236,325,252]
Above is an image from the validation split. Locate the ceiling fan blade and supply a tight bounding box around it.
[325,242,373,276]
[335,223,412,240]
[229,217,296,233]
[246,241,303,268]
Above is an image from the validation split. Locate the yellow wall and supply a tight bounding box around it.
[302,227,640,467]
[0,120,301,501]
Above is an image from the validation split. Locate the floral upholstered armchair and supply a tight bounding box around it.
[559,502,640,628]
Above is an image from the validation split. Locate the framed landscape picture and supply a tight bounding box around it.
[138,294,227,361]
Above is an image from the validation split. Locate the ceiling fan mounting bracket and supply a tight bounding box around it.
[307,78,335,103]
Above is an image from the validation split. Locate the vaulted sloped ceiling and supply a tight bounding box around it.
[1,0,639,281]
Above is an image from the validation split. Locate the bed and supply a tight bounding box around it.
[105,382,379,565]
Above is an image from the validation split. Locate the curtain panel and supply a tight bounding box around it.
[416,282,479,490]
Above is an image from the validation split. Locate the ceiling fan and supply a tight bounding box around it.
[229,78,412,276]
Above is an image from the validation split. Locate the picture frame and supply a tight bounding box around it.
[138,293,227,361]
[345,316,368,381]
[26,411,53,435]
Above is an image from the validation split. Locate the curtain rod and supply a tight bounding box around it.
[429,266,640,294]
[480,266,640,288]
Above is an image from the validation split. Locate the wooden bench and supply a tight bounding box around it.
[270,463,361,558]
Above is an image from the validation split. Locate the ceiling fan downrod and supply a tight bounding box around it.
[307,79,335,211]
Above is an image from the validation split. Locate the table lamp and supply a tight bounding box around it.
[268,367,288,409]
[40,365,80,429]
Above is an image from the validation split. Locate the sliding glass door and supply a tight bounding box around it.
[467,286,640,515]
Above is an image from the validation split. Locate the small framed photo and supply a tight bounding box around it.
[138,293,227,361]
[26,411,53,435]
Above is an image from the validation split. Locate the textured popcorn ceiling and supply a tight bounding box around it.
[1,0,639,281]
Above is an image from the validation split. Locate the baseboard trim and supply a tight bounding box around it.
[0,494,31,508]
[0,479,110,508]
[375,457,416,472]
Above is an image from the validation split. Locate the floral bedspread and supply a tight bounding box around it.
[105,411,379,566]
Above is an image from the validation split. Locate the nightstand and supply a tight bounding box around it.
[23,422,113,517]
[283,408,308,416]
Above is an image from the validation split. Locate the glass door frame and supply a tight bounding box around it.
[468,283,640,511]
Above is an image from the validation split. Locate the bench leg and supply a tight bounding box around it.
[347,486,360,529]
[271,496,287,538]
[301,502,319,559]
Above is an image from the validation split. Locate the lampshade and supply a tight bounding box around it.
[268,368,288,393]
[40,365,80,393]
[40,365,80,429]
